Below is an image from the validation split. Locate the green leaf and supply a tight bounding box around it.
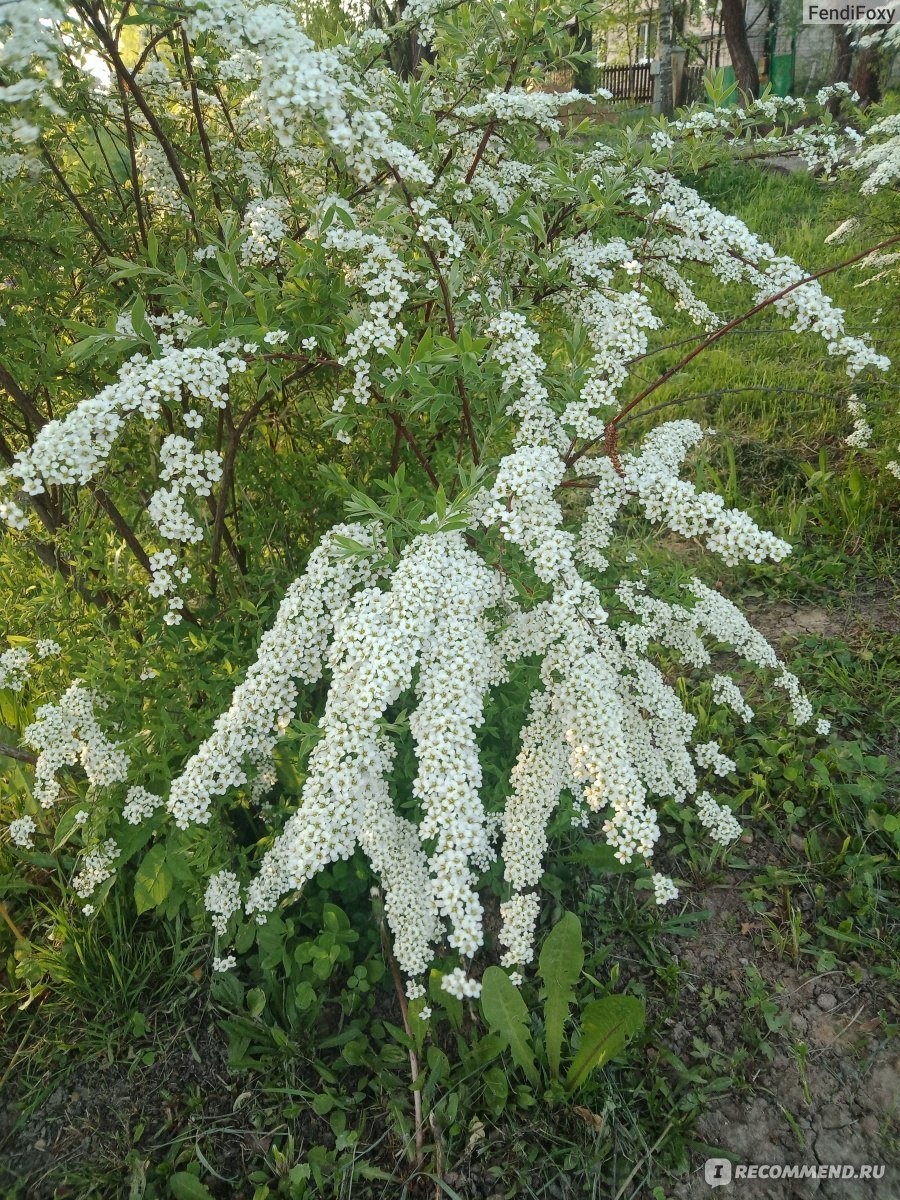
[133,843,172,915]
[52,804,87,852]
[480,966,538,1084]
[246,987,266,1017]
[169,1173,214,1200]
[538,911,583,1079]
[565,995,645,1092]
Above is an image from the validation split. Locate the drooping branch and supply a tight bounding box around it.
[566,233,900,468]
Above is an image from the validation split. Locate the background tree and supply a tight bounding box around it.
[720,0,760,97]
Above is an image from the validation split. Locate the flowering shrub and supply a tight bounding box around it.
[0,0,896,1012]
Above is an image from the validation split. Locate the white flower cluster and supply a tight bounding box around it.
[488,311,565,451]
[815,82,859,107]
[72,837,119,900]
[711,674,754,723]
[410,537,498,956]
[482,445,573,582]
[652,873,679,905]
[458,88,590,134]
[24,683,129,808]
[0,0,65,119]
[322,222,412,410]
[204,869,242,935]
[136,141,188,213]
[412,198,465,260]
[8,814,36,849]
[0,336,251,618]
[240,196,289,266]
[187,0,430,183]
[0,646,31,691]
[122,786,162,825]
[36,638,61,658]
[845,396,872,449]
[168,524,381,828]
[440,966,482,999]
[625,422,792,566]
[148,434,223,545]
[498,893,541,967]
[695,792,742,844]
[694,740,736,777]
[243,535,491,982]
[3,343,236,502]
[644,175,888,379]
[854,114,900,195]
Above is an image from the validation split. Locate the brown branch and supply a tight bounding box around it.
[0,902,25,942]
[0,363,46,431]
[378,917,425,1170]
[180,25,220,213]
[40,146,114,256]
[88,484,153,575]
[390,171,479,464]
[77,3,194,212]
[464,120,497,185]
[0,743,37,766]
[389,412,441,490]
[115,77,149,248]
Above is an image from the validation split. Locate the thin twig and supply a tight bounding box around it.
[378,918,425,1169]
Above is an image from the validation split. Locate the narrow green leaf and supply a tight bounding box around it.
[565,995,645,1092]
[538,911,583,1079]
[52,804,86,852]
[480,966,538,1084]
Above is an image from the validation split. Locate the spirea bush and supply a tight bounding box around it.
[0,0,896,1008]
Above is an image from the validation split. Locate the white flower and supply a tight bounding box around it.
[696,793,742,844]
[440,967,482,999]
[204,869,242,936]
[652,873,679,905]
[123,787,162,825]
[25,684,129,808]
[72,838,119,899]
[9,814,36,849]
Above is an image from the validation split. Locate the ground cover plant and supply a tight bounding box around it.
[0,2,898,1196]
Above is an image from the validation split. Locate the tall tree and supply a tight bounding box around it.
[653,0,674,115]
[721,0,759,98]
[851,27,889,106]
[826,26,854,115]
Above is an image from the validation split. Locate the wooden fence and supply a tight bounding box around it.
[538,61,709,109]
[595,62,653,105]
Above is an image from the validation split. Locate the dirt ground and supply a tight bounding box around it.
[666,879,898,1199]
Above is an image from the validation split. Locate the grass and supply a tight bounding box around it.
[1,160,898,1199]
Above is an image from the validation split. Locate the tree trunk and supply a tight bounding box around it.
[827,25,853,114]
[721,0,759,99]
[572,19,595,93]
[653,0,674,116]
[852,40,883,106]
